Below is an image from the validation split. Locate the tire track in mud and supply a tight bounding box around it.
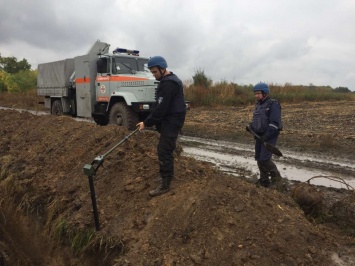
[180,136,355,189]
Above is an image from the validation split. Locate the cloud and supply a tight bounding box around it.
[1,0,354,90]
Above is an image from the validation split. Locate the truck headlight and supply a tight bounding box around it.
[142,104,150,110]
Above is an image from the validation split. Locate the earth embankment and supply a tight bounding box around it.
[0,105,354,265]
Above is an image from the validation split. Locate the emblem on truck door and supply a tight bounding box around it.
[100,85,106,94]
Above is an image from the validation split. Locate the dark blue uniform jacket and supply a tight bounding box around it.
[144,73,186,137]
[250,96,282,141]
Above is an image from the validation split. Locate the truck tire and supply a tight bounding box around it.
[51,100,63,115]
[109,102,139,130]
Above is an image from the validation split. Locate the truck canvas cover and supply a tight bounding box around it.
[37,59,74,96]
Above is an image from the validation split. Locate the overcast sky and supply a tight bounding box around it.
[1,0,354,90]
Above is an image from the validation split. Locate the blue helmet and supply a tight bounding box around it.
[147,56,168,69]
[253,82,269,94]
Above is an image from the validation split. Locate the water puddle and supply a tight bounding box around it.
[181,136,355,189]
[0,106,49,116]
[0,106,94,123]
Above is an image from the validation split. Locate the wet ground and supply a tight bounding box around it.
[180,135,355,189]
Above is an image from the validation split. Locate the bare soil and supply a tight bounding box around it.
[183,101,355,162]
[0,101,355,265]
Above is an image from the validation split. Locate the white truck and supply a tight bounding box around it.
[37,40,158,130]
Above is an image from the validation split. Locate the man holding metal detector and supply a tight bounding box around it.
[136,56,186,197]
[246,82,283,188]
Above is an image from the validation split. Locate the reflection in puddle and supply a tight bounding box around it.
[181,137,355,189]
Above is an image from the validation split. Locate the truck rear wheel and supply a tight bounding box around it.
[109,102,139,130]
[51,100,63,115]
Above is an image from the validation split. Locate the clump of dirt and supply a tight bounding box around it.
[0,109,354,265]
[291,183,324,216]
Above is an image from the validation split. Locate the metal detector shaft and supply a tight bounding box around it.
[83,127,139,231]
[101,128,139,159]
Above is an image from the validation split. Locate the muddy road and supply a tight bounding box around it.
[180,135,355,189]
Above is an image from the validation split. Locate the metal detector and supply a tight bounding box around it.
[83,128,139,231]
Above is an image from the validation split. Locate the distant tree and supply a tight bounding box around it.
[5,69,37,92]
[0,70,6,92]
[308,83,316,90]
[0,56,31,73]
[192,68,212,89]
[334,87,351,93]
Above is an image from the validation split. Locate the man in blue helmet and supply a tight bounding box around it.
[137,56,186,197]
[248,82,283,188]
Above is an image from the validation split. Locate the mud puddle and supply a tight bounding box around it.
[0,106,93,123]
[180,136,355,189]
[0,106,49,115]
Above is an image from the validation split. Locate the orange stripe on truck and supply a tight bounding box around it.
[96,76,149,82]
[76,76,149,84]
[76,77,91,83]
[97,97,109,102]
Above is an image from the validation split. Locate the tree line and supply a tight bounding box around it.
[0,56,37,92]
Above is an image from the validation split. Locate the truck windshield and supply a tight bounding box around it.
[137,58,150,72]
[112,57,149,74]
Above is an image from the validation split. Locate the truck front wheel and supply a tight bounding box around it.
[51,100,63,115]
[109,102,139,130]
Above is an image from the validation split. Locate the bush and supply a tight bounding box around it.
[184,81,355,107]
[0,71,6,92]
[192,68,212,89]
[2,69,37,92]
[334,87,351,93]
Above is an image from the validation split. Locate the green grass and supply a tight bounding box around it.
[53,219,96,254]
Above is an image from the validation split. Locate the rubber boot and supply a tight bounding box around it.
[256,161,271,188]
[264,160,288,191]
[155,174,162,182]
[149,176,172,197]
[270,171,282,184]
[265,160,282,184]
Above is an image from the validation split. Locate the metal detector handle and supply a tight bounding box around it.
[246,126,283,157]
[246,126,263,142]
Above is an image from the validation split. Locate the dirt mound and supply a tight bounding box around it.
[0,110,354,265]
